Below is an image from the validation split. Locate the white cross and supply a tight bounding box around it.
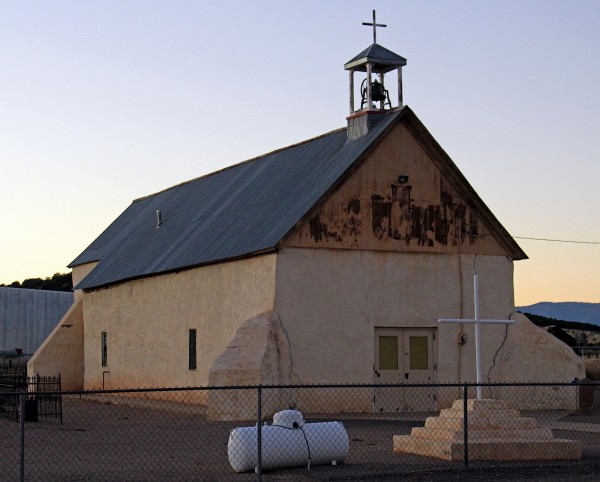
[439,274,514,400]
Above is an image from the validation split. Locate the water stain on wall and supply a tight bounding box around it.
[306,177,479,250]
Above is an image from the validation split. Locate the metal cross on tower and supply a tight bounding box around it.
[362,10,386,44]
[438,274,514,400]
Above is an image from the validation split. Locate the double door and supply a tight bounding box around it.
[373,327,436,412]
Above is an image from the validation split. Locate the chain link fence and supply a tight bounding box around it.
[1,382,599,481]
[0,374,62,423]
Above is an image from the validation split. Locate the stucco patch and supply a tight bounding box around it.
[209,311,291,386]
[207,311,292,420]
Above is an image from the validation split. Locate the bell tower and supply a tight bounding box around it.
[345,11,407,140]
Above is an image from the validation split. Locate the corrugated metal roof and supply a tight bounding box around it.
[73,110,404,290]
[0,287,73,355]
[344,43,407,73]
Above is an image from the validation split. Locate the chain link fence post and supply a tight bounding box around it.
[463,383,468,469]
[256,386,262,481]
[19,393,25,482]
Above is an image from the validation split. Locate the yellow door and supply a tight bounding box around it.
[374,328,404,412]
[374,328,436,412]
[402,329,436,411]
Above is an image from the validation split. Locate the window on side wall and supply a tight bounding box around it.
[101,331,108,367]
[189,329,197,370]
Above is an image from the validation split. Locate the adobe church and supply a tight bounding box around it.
[29,17,583,413]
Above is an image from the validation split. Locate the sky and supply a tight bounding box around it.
[0,1,598,306]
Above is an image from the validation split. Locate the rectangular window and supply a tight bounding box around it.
[189,329,197,370]
[378,335,399,370]
[409,336,429,370]
[101,331,108,367]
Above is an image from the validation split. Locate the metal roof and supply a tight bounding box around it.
[73,106,527,291]
[73,110,404,290]
[0,287,73,355]
[344,43,407,73]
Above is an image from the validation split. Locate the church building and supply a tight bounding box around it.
[29,15,583,414]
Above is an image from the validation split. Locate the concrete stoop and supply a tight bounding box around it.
[393,398,581,461]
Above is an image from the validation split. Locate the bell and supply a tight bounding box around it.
[371,80,386,102]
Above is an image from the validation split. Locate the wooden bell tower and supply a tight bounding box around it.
[345,11,407,139]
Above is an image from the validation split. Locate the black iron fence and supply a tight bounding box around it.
[1,382,600,481]
[0,374,62,423]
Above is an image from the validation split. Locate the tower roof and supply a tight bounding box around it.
[344,43,407,73]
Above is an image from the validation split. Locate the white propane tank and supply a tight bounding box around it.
[273,409,305,428]
[227,410,349,473]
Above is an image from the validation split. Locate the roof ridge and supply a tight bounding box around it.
[133,126,348,203]
[0,286,74,295]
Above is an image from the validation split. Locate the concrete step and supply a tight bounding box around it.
[394,398,581,462]
[439,408,521,419]
[393,435,581,461]
[425,415,538,430]
[409,426,554,442]
[452,398,509,411]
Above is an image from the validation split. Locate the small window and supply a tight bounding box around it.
[189,329,197,370]
[409,336,429,370]
[378,336,398,370]
[101,331,108,367]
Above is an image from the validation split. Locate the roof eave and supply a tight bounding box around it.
[400,108,528,261]
[344,58,404,73]
[76,247,279,292]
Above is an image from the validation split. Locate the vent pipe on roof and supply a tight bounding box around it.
[156,210,162,229]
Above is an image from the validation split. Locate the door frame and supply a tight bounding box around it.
[373,327,437,412]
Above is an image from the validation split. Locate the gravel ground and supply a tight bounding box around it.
[1,390,599,481]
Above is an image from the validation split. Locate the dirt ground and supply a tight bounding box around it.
[1,390,600,481]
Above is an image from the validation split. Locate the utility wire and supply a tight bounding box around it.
[461,223,599,245]
[513,236,600,245]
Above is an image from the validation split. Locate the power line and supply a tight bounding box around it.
[513,236,600,245]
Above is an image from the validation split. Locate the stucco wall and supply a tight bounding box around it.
[492,312,584,382]
[207,311,292,420]
[27,298,84,390]
[27,263,97,390]
[274,248,514,385]
[72,262,98,299]
[489,312,584,410]
[82,254,277,390]
[273,248,582,411]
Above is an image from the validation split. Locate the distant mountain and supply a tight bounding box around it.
[523,312,600,334]
[517,302,600,326]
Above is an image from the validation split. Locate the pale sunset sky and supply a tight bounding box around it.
[0,1,598,306]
